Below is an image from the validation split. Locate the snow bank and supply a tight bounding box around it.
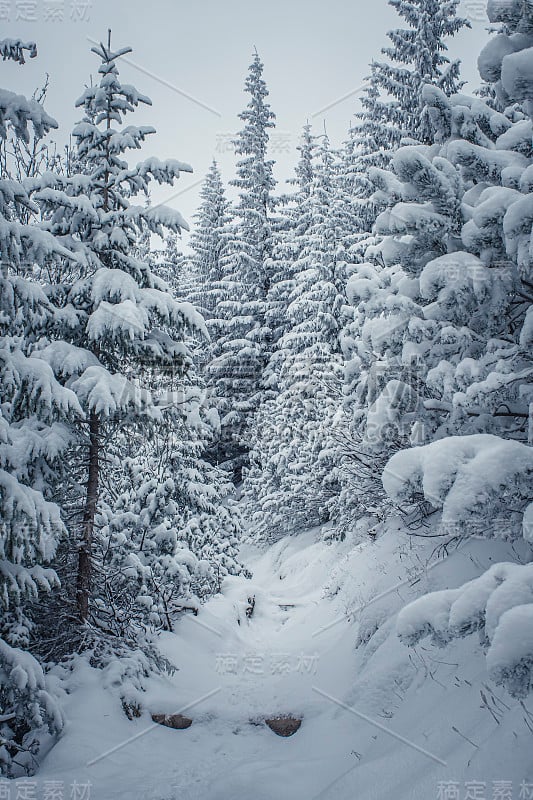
[383,434,533,536]
[398,562,533,697]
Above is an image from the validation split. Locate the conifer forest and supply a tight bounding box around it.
[1,1,533,798]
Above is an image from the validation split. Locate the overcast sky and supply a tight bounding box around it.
[4,0,491,244]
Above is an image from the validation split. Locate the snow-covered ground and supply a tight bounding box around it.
[36,521,533,799]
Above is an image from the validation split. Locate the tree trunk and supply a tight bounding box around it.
[77,409,100,623]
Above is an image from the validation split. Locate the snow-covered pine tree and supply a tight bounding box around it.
[338,79,533,528]
[186,159,231,315]
[263,123,318,393]
[377,0,533,696]
[355,61,404,162]
[245,134,345,538]
[342,63,401,248]
[340,0,470,279]
[0,38,76,776]
[343,0,469,235]
[28,34,206,634]
[361,59,533,450]
[291,122,315,198]
[95,382,245,637]
[151,230,185,296]
[438,1,533,442]
[376,0,470,144]
[369,94,515,438]
[230,50,276,295]
[336,0,473,529]
[206,51,276,479]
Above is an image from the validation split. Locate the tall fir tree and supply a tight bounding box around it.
[0,37,72,776]
[206,51,276,479]
[336,0,472,526]
[376,0,470,143]
[187,159,231,315]
[29,34,207,634]
[381,0,533,699]
[264,122,318,392]
[340,0,470,265]
[245,134,346,538]
[230,50,276,294]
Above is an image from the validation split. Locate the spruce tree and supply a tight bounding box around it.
[206,51,276,478]
[342,64,399,243]
[30,33,204,630]
[376,0,470,143]
[384,2,533,698]
[264,123,318,392]
[230,50,276,294]
[339,0,533,529]
[340,0,470,270]
[96,389,245,636]
[0,37,72,776]
[188,159,231,315]
[245,134,345,537]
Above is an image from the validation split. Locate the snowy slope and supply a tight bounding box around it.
[37,521,533,800]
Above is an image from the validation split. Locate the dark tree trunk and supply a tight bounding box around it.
[77,409,100,623]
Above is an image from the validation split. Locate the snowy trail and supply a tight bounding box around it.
[40,527,533,800]
[41,530,361,800]
[156,530,350,730]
